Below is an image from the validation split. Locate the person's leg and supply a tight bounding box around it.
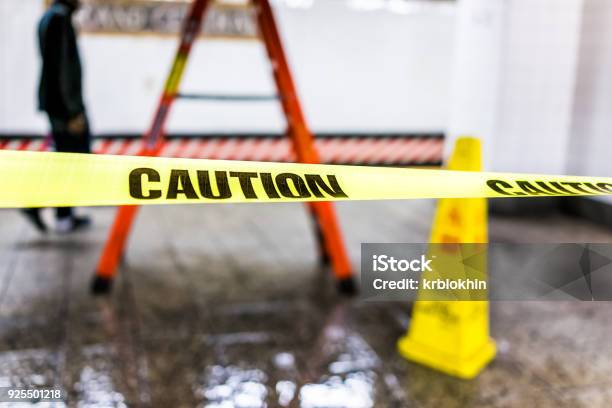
[49,117,74,221]
[56,207,90,233]
[56,207,73,219]
[78,114,92,154]
[50,115,92,233]
[20,208,47,233]
[18,119,60,233]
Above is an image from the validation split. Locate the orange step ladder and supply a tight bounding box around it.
[91,0,355,294]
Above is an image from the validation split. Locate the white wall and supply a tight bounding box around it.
[568,0,612,177]
[0,0,456,135]
[447,0,612,212]
[446,0,505,170]
[568,0,612,203]
[494,0,583,174]
[6,0,610,189]
[0,1,46,133]
[447,0,584,174]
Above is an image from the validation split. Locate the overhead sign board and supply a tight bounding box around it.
[45,0,258,39]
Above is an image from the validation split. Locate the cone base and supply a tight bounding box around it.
[397,335,496,379]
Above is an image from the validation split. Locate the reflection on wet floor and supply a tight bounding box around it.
[1,202,612,407]
[75,346,127,408]
[175,301,382,408]
[199,365,268,407]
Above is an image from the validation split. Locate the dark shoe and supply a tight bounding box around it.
[21,209,48,233]
[56,215,91,234]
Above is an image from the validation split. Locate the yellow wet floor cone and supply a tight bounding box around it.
[397,137,496,379]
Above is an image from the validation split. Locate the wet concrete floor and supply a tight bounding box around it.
[1,201,612,407]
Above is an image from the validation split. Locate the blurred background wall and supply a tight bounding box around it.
[568,0,612,192]
[0,0,455,134]
[446,0,612,208]
[1,0,611,201]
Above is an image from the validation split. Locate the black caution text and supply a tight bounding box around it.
[129,168,348,201]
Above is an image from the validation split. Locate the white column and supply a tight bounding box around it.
[568,0,612,176]
[493,0,584,174]
[448,0,584,175]
[446,0,505,170]
[568,0,612,203]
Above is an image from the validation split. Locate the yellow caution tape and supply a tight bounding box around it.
[1,150,611,208]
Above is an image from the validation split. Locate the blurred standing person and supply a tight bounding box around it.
[22,0,91,233]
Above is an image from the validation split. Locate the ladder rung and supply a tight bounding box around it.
[177,93,279,101]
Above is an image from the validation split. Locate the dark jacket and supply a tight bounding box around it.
[38,2,84,120]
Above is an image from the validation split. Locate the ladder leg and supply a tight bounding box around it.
[255,0,355,294]
[91,0,211,294]
[307,204,331,267]
[308,205,331,266]
[91,205,141,294]
[309,201,355,294]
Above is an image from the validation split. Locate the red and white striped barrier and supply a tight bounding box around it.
[0,135,443,166]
